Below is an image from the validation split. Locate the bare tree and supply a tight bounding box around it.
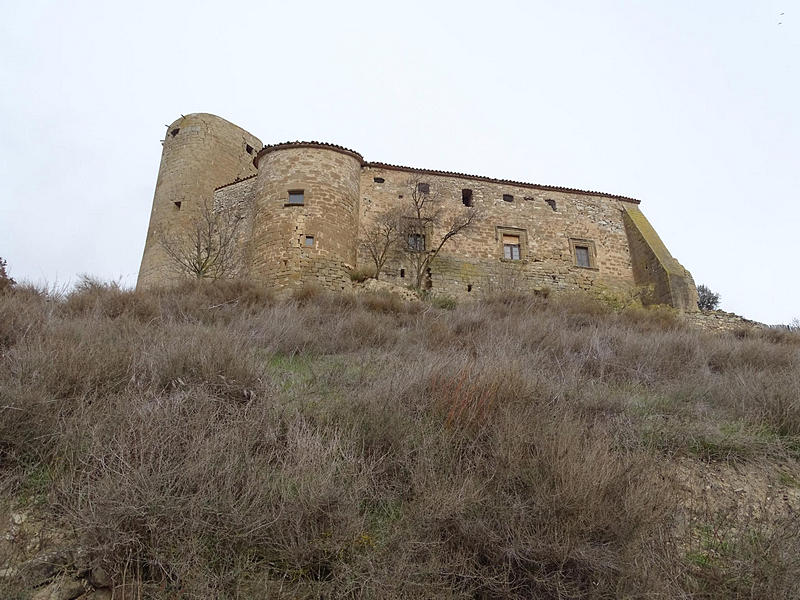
[399,176,481,290]
[358,207,404,280]
[157,199,245,279]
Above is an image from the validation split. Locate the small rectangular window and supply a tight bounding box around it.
[373,177,385,183]
[245,144,254,155]
[407,233,425,252]
[462,189,473,207]
[575,246,590,268]
[287,190,304,205]
[503,194,514,203]
[304,235,314,247]
[417,183,430,194]
[503,234,521,260]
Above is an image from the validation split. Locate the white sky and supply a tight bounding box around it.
[1,0,797,324]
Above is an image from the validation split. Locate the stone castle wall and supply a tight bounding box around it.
[139,113,698,310]
[247,145,362,292]
[137,113,262,287]
[358,166,638,298]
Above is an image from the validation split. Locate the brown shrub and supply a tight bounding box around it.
[2,284,799,598]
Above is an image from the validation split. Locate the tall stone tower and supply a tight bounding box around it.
[137,113,262,288]
[248,143,362,291]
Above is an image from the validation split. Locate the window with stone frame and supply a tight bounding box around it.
[407,233,426,252]
[287,190,304,205]
[496,226,527,261]
[503,234,521,260]
[569,238,597,269]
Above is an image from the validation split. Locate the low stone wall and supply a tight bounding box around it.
[683,310,767,333]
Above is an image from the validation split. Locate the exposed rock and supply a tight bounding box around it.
[88,566,111,589]
[31,578,87,600]
[20,550,73,586]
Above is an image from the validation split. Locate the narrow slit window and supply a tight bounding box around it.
[575,246,590,268]
[373,177,385,183]
[287,190,304,205]
[304,235,315,247]
[503,234,521,260]
[246,144,254,155]
[462,189,473,207]
[400,268,405,278]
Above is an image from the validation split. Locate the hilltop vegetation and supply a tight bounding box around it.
[1,280,800,599]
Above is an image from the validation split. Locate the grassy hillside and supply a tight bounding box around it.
[1,280,799,599]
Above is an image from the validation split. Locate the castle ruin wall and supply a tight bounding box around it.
[247,145,362,292]
[137,113,262,287]
[358,166,639,298]
[138,113,698,310]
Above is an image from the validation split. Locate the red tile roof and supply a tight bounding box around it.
[238,141,642,204]
[214,173,257,192]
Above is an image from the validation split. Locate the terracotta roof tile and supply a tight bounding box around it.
[254,141,364,167]
[365,162,640,204]
[214,173,257,192]
[250,141,641,204]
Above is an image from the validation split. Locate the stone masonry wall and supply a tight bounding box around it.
[623,205,699,310]
[137,114,262,288]
[247,145,362,292]
[357,166,639,298]
[137,114,698,309]
[213,175,259,278]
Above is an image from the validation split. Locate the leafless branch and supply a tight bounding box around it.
[398,176,482,289]
[156,198,244,279]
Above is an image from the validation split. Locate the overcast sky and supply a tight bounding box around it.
[1,0,797,324]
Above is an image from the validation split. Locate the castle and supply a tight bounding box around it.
[137,113,699,310]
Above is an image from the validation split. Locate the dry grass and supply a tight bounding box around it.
[1,280,800,598]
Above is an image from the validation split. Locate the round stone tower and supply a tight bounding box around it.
[249,142,363,291]
[137,113,262,288]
